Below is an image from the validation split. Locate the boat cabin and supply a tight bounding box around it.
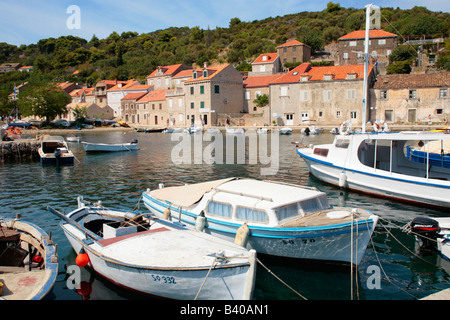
[41,136,67,154]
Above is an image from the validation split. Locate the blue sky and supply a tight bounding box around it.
[0,0,448,46]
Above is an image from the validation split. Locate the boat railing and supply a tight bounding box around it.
[213,187,273,202]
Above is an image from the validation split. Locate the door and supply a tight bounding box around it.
[408,109,416,123]
[154,115,158,125]
[286,114,294,125]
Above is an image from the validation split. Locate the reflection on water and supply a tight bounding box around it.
[1,130,449,300]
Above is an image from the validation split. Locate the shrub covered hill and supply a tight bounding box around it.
[0,2,449,96]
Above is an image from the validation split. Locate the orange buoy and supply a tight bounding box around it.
[76,250,89,267]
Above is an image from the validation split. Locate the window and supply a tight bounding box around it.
[190,87,194,95]
[347,89,356,100]
[300,90,309,101]
[323,90,332,101]
[350,111,357,119]
[409,90,417,99]
[378,39,386,45]
[200,101,205,108]
[275,204,299,222]
[214,85,220,94]
[169,99,173,108]
[349,41,357,47]
[380,90,388,100]
[299,198,320,214]
[255,91,261,98]
[193,71,197,79]
[203,70,207,78]
[236,206,268,223]
[245,92,250,100]
[200,85,204,94]
[343,52,349,60]
[190,102,194,109]
[207,201,232,218]
[159,104,162,110]
[178,98,183,108]
[280,86,288,97]
[440,89,448,99]
[385,110,393,122]
[337,111,341,118]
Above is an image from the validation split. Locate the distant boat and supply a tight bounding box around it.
[163,128,182,133]
[184,126,202,134]
[206,128,221,134]
[38,135,74,165]
[407,139,450,168]
[48,197,256,300]
[225,127,244,134]
[257,128,268,134]
[0,215,58,300]
[279,127,292,135]
[143,178,378,266]
[66,135,81,142]
[81,140,139,152]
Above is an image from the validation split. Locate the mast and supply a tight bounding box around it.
[362,4,380,133]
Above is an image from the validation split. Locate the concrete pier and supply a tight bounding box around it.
[0,139,41,161]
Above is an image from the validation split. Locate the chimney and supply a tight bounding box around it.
[204,61,209,68]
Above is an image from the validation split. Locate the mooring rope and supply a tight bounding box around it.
[256,258,308,300]
[194,257,217,300]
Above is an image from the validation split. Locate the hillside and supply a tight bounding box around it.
[0,2,449,94]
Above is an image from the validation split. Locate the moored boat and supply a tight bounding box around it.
[404,216,450,261]
[142,178,378,266]
[38,135,74,165]
[0,215,58,300]
[48,198,256,300]
[81,140,139,152]
[279,127,292,135]
[296,131,450,209]
[226,127,244,134]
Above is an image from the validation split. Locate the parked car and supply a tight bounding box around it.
[53,120,71,128]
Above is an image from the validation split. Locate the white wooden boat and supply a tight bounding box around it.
[66,135,81,142]
[184,126,202,134]
[257,128,268,134]
[279,127,292,135]
[82,140,139,152]
[142,178,378,266]
[406,217,450,260]
[206,128,221,134]
[38,135,74,165]
[296,131,450,209]
[48,198,256,300]
[163,128,182,133]
[302,126,321,135]
[226,127,244,134]
[0,215,58,300]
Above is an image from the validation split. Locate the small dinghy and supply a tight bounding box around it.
[81,140,139,152]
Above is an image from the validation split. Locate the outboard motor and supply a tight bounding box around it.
[410,217,441,253]
[131,139,138,144]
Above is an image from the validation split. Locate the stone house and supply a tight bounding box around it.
[107,80,153,118]
[146,64,193,90]
[277,40,311,68]
[338,29,398,73]
[248,53,281,76]
[0,63,22,73]
[95,80,128,106]
[136,90,169,126]
[69,87,95,104]
[184,63,244,127]
[121,92,148,124]
[371,72,450,124]
[243,74,284,125]
[270,63,374,126]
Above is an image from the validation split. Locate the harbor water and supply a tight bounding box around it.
[1,129,449,300]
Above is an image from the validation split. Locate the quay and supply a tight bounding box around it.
[0,139,41,161]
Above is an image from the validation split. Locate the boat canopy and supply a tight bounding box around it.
[149,178,236,207]
[350,132,450,141]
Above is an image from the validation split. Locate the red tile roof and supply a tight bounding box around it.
[122,92,148,100]
[137,90,167,102]
[339,29,397,40]
[184,64,230,83]
[252,53,278,64]
[271,63,372,84]
[277,40,306,48]
[244,74,284,88]
[147,64,193,78]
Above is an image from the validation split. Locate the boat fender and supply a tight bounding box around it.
[195,211,206,232]
[234,222,250,248]
[339,171,347,188]
[163,207,171,220]
[76,249,89,267]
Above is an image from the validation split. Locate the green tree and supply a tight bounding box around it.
[72,105,88,126]
[253,94,269,108]
[18,82,71,123]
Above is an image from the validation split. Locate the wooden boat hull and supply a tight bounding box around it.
[56,204,256,300]
[81,142,139,152]
[143,193,378,265]
[0,218,58,300]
